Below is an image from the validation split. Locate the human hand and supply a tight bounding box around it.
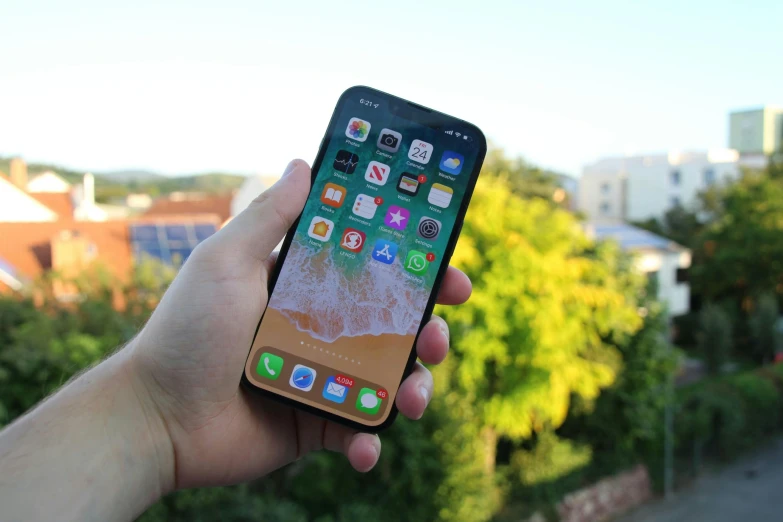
[130,159,472,491]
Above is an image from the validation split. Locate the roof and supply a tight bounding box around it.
[589,222,688,253]
[0,221,132,283]
[28,192,74,220]
[143,193,233,224]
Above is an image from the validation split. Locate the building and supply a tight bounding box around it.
[143,192,235,226]
[729,106,783,157]
[231,174,281,219]
[27,170,71,193]
[579,149,741,222]
[586,223,691,317]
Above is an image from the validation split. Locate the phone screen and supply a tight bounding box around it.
[244,88,484,428]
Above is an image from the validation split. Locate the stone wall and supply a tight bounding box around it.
[555,465,652,522]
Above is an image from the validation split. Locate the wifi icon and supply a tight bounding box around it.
[454,132,461,138]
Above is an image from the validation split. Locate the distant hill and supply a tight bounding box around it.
[0,156,247,203]
[97,170,167,184]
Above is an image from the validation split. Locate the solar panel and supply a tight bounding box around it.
[131,222,217,267]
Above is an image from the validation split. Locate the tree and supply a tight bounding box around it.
[437,173,645,471]
[698,303,733,375]
[749,293,782,365]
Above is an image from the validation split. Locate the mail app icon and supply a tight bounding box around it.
[322,376,348,404]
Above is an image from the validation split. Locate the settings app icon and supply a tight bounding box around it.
[417,217,441,241]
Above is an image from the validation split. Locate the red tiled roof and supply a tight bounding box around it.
[0,221,131,283]
[28,192,74,220]
[143,194,233,224]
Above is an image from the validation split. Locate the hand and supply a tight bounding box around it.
[130,159,472,490]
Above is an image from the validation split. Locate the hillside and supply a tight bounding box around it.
[0,157,247,202]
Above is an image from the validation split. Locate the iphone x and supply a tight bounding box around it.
[242,86,486,431]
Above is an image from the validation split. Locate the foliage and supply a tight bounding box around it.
[749,293,782,364]
[676,369,782,460]
[698,303,733,375]
[480,148,566,202]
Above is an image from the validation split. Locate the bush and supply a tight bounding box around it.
[698,304,733,375]
[750,293,782,365]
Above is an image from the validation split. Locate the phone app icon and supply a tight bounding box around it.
[428,183,454,208]
[307,216,334,242]
[322,376,349,404]
[397,172,420,196]
[372,239,398,264]
[352,194,378,219]
[346,117,371,142]
[320,183,346,208]
[417,216,442,241]
[340,228,366,253]
[256,352,283,380]
[356,388,383,414]
[408,139,433,164]
[384,205,410,230]
[404,250,429,275]
[364,161,390,186]
[289,364,317,392]
[334,150,359,174]
[439,150,464,175]
[377,128,402,153]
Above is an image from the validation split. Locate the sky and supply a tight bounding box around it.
[1,0,781,178]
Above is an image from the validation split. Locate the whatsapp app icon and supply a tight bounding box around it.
[404,250,429,276]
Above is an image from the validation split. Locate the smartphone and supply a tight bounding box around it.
[242,86,486,432]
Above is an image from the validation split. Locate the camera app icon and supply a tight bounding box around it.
[377,128,402,153]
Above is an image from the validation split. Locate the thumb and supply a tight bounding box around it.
[217,159,312,262]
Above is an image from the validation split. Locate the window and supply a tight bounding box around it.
[670,196,681,208]
[600,182,611,195]
[676,268,689,283]
[670,169,681,186]
[600,202,611,215]
[704,168,716,186]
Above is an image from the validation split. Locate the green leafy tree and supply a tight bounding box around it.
[698,303,733,375]
[437,173,645,471]
[749,293,782,364]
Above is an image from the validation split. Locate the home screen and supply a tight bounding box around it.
[245,95,480,426]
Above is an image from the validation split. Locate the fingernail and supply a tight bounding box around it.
[439,323,449,340]
[282,160,299,177]
[419,386,430,406]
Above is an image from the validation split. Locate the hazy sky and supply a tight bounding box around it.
[1,0,781,177]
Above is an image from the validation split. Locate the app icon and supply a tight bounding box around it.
[320,182,346,208]
[322,376,348,404]
[356,387,382,414]
[352,194,378,219]
[333,150,359,174]
[428,183,454,208]
[364,161,390,186]
[417,216,442,241]
[256,352,283,380]
[408,139,433,164]
[404,250,429,275]
[340,228,366,253]
[307,216,334,242]
[384,205,410,230]
[345,117,371,142]
[439,150,464,175]
[377,128,402,153]
[372,239,398,264]
[289,364,317,392]
[397,172,420,196]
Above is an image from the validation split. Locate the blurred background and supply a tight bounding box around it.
[2,1,783,521]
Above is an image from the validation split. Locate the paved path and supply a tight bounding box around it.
[616,437,783,522]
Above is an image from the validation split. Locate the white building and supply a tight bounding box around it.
[579,149,741,222]
[586,223,691,317]
[27,171,71,193]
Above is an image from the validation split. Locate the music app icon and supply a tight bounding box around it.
[364,161,390,186]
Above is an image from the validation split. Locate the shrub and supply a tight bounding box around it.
[749,293,782,365]
[698,304,733,375]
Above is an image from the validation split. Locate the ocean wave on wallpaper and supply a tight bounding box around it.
[269,241,428,343]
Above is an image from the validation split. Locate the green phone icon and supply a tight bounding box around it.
[356,387,382,414]
[404,250,429,276]
[257,352,284,380]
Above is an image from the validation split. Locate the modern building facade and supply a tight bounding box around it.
[579,149,741,222]
[729,106,783,156]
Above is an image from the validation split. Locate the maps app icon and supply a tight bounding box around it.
[439,150,464,175]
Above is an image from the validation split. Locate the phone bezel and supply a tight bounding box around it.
[241,85,487,432]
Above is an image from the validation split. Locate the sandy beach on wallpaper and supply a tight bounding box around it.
[253,307,415,393]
